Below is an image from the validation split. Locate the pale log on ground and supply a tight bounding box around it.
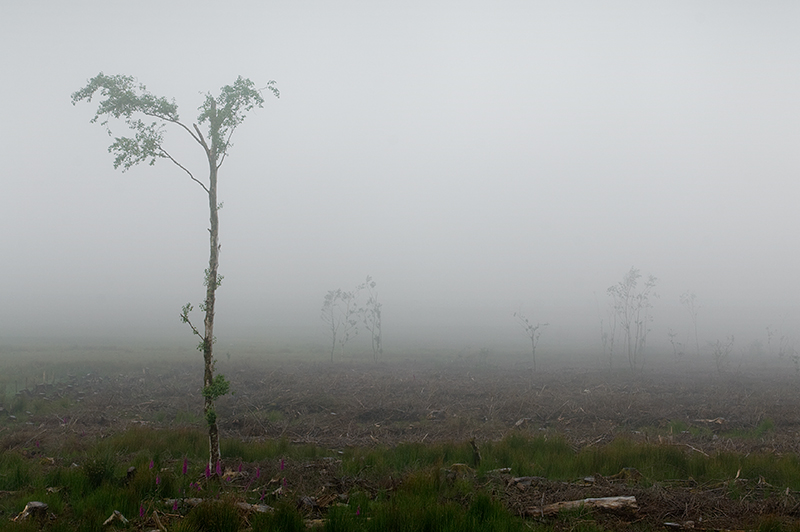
[526,495,638,516]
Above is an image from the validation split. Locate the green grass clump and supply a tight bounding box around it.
[329,474,528,532]
[175,500,241,532]
[221,436,325,462]
[723,418,775,439]
[249,502,306,532]
[341,440,477,478]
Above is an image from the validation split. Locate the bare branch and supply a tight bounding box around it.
[161,115,204,146]
[193,123,210,152]
[159,147,209,194]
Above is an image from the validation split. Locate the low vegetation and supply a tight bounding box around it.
[1,426,800,530]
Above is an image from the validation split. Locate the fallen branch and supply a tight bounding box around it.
[684,443,709,457]
[152,510,166,532]
[526,495,638,516]
[102,510,129,526]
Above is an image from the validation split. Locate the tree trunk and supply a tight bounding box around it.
[203,103,221,470]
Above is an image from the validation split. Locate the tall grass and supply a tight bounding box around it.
[1,428,800,530]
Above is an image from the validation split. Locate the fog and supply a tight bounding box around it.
[2,2,798,361]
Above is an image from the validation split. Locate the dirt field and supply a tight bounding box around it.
[4,351,800,529]
[16,354,796,451]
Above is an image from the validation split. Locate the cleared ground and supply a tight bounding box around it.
[2,347,800,529]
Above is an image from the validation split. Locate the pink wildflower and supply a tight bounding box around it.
[182,458,188,476]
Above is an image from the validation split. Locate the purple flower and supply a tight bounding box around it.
[139,505,144,517]
[205,464,211,478]
[149,460,154,470]
[356,505,361,516]
[280,458,284,471]
[182,458,188,476]
[155,475,161,485]
[238,463,242,472]
[282,477,287,487]
[35,440,40,448]
[172,500,178,512]
[216,461,222,476]
[256,466,261,479]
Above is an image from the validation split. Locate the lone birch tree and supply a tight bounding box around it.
[72,73,278,469]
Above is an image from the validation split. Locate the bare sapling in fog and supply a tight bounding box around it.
[596,293,617,370]
[72,73,278,470]
[321,281,365,362]
[680,291,700,358]
[766,326,777,357]
[711,335,734,375]
[667,329,685,362]
[772,327,799,373]
[513,309,548,372]
[359,276,383,362]
[607,267,657,371]
[766,326,799,372]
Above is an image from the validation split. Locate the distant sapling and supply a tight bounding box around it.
[679,291,700,358]
[513,309,548,372]
[607,267,657,371]
[711,336,734,375]
[321,281,365,361]
[359,275,383,362]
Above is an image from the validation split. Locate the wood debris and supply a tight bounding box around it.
[526,495,638,516]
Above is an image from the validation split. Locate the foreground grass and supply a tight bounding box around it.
[0,428,799,530]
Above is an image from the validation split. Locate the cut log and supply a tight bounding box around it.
[526,495,638,516]
[13,501,48,521]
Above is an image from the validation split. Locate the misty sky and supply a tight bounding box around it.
[2,2,798,357]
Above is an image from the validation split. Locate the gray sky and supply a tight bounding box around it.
[2,1,798,358]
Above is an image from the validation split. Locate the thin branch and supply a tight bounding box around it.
[193,123,211,152]
[216,125,239,169]
[136,109,204,146]
[169,117,204,146]
[159,147,209,194]
[181,313,202,338]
